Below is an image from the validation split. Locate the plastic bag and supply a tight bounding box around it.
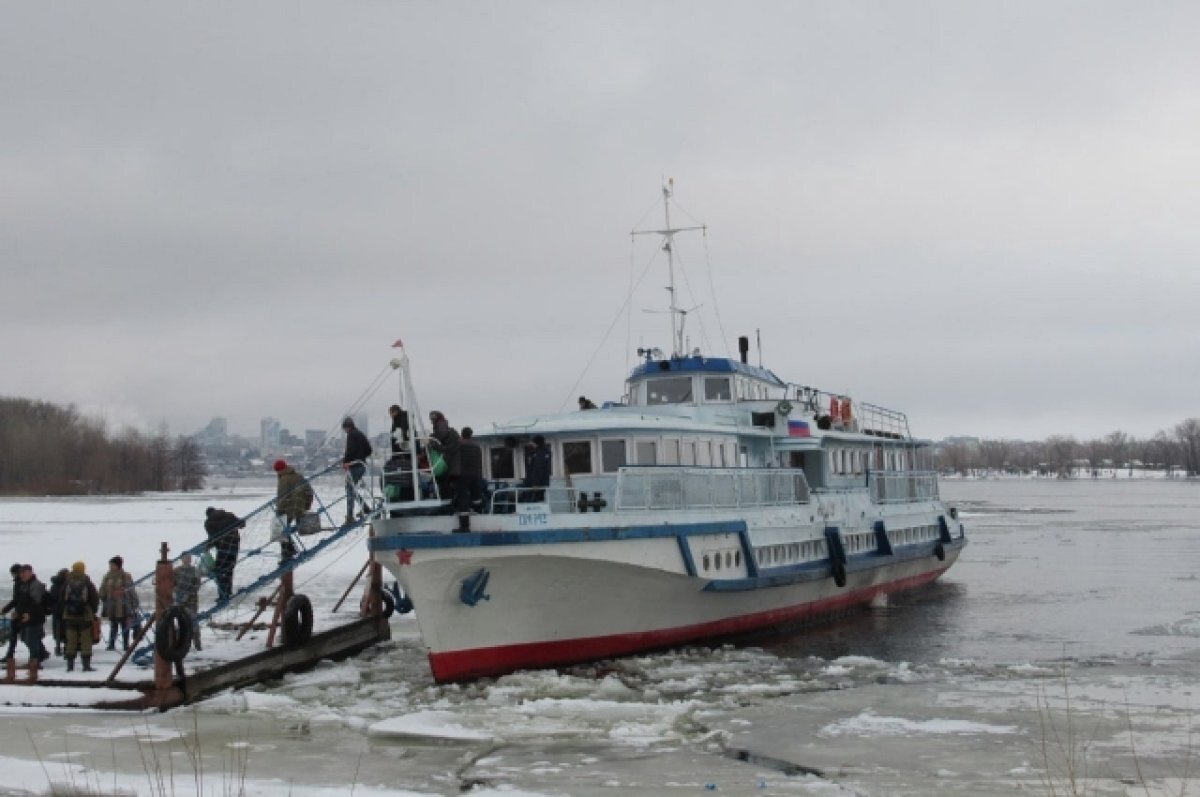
[270,513,285,542]
[429,449,448,478]
[199,550,215,577]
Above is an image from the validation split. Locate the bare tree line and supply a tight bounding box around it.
[937,419,1200,478]
[0,397,207,495]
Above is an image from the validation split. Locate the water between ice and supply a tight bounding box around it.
[1,478,1198,796]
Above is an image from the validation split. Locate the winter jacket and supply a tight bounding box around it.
[13,576,47,625]
[204,509,243,564]
[390,410,410,454]
[430,421,462,477]
[343,427,373,465]
[524,444,552,488]
[276,466,312,521]
[99,570,137,620]
[60,573,99,623]
[48,569,68,620]
[459,439,484,482]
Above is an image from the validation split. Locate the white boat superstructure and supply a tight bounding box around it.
[367,185,965,682]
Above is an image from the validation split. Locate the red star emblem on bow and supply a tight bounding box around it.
[397,549,413,566]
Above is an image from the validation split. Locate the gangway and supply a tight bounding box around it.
[121,462,388,669]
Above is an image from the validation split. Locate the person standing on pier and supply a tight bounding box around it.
[61,561,99,672]
[99,556,137,651]
[12,565,50,664]
[2,563,24,662]
[48,567,68,656]
[173,553,202,651]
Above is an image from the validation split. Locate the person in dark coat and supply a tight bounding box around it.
[13,564,49,664]
[48,567,68,656]
[454,427,484,532]
[578,396,598,410]
[61,561,99,672]
[341,417,373,523]
[204,507,244,603]
[388,404,410,454]
[274,459,312,560]
[427,411,461,502]
[2,563,24,661]
[173,553,202,651]
[522,435,552,502]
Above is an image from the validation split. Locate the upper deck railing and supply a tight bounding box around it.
[868,470,939,503]
[615,466,811,511]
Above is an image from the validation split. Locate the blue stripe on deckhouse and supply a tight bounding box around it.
[368,520,749,551]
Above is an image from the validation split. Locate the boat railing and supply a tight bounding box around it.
[868,470,939,503]
[615,467,811,511]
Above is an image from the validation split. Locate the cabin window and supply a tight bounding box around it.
[562,441,593,475]
[601,439,627,473]
[489,447,515,479]
[682,440,696,466]
[663,438,681,465]
[697,441,712,467]
[646,376,693,404]
[635,440,657,465]
[704,377,732,401]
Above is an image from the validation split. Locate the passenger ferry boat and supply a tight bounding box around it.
[368,186,966,683]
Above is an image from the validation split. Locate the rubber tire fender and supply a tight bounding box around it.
[380,590,396,619]
[282,594,314,648]
[934,543,946,562]
[832,560,847,588]
[154,606,194,663]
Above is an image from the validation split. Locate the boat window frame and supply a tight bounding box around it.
[663,438,681,466]
[561,439,594,476]
[634,438,658,465]
[600,438,628,473]
[645,376,694,405]
[703,376,733,403]
[488,445,516,480]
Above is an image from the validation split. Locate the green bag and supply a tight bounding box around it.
[199,550,216,577]
[429,449,448,477]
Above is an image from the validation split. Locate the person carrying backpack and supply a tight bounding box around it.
[48,568,68,656]
[274,460,313,562]
[61,561,99,672]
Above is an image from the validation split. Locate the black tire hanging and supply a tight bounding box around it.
[832,560,847,588]
[380,590,396,619]
[154,606,194,663]
[282,594,314,648]
[934,543,946,562]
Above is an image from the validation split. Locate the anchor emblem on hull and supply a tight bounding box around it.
[460,568,491,607]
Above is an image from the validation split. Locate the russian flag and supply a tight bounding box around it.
[788,420,811,438]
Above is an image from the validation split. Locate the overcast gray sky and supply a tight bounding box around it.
[3,2,1198,444]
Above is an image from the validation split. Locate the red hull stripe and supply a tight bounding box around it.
[428,566,949,682]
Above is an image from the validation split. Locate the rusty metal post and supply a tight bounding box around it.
[154,542,173,692]
[266,571,293,649]
[365,526,384,624]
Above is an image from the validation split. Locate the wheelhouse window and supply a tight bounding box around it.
[489,447,515,479]
[635,440,657,465]
[601,439,627,473]
[646,376,693,404]
[704,377,732,402]
[563,441,593,475]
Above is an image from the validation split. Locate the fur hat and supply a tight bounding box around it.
[109,556,123,568]
[9,563,20,575]
[71,561,86,574]
[273,459,287,472]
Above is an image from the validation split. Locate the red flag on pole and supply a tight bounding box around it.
[392,339,404,348]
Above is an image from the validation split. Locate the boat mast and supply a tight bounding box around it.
[632,178,705,358]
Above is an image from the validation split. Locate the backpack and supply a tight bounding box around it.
[64,580,87,615]
[42,587,56,613]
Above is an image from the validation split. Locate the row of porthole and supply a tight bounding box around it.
[701,550,741,571]
[756,540,826,566]
[891,525,938,545]
[843,533,876,554]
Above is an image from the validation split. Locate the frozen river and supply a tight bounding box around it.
[1,477,1198,796]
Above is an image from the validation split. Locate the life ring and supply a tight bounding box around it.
[154,606,194,663]
[934,543,946,562]
[832,560,847,588]
[282,594,314,648]
[776,400,793,416]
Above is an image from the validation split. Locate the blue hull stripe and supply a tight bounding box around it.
[369,520,749,552]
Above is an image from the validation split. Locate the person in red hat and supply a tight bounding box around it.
[274,460,312,562]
